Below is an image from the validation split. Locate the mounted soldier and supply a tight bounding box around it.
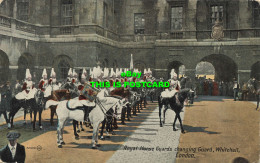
[161,69,181,98]
[38,69,48,92]
[15,69,37,101]
[44,68,60,98]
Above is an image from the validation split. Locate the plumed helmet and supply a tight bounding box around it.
[42,68,47,78]
[50,68,56,78]
[68,68,73,78]
[25,69,32,79]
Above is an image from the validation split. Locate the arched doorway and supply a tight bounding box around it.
[17,53,34,82]
[251,61,260,80]
[195,61,215,80]
[102,59,109,68]
[112,60,118,69]
[134,61,146,73]
[53,55,73,80]
[167,61,185,79]
[199,54,237,82]
[0,50,9,84]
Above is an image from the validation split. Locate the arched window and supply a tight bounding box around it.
[134,62,146,73]
[17,53,33,82]
[58,59,70,80]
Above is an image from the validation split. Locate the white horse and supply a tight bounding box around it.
[46,89,127,148]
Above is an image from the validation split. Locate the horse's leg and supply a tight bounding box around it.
[133,104,137,116]
[23,108,26,124]
[172,114,178,131]
[127,105,131,121]
[33,109,37,131]
[106,118,111,138]
[144,96,147,108]
[113,117,118,130]
[121,107,126,125]
[111,117,116,135]
[73,120,79,139]
[176,113,185,133]
[50,107,55,126]
[39,108,42,130]
[76,121,80,133]
[80,121,84,131]
[256,94,259,110]
[30,109,33,124]
[92,123,100,149]
[137,101,141,113]
[159,105,162,127]
[100,119,106,140]
[163,106,167,124]
[57,118,66,148]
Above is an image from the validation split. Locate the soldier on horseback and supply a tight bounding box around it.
[38,69,48,92]
[161,69,181,98]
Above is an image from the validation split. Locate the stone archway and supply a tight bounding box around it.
[251,61,260,80]
[167,61,185,79]
[199,54,237,82]
[0,50,10,84]
[195,61,215,79]
[17,53,34,82]
[53,55,73,80]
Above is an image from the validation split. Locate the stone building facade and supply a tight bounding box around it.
[0,0,259,85]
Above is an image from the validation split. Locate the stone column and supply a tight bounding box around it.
[238,70,251,85]
[185,0,197,39]
[9,66,18,86]
[238,0,253,37]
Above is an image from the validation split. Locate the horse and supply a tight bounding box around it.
[46,88,126,149]
[45,89,71,126]
[158,88,192,133]
[9,89,43,131]
[99,87,130,139]
[247,79,260,110]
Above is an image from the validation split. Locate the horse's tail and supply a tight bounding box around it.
[45,100,59,109]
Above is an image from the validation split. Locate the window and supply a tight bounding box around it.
[210,5,223,25]
[134,13,145,34]
[17,0,29,22]
[103,3,108,28]
[171,6,183,30]
[61,0,73,25]
[253,0,260,27]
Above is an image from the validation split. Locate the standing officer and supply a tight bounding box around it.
[233,79,240,101]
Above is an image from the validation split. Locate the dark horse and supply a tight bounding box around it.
[9,89,44,131]
[247,79,260,110]
[99,87,130,139]
[158,89,191,133]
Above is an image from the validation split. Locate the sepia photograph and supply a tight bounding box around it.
[0,0,259,162]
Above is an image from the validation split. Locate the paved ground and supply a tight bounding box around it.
[107,102,185,163]
[0,97,259,163]
[176,96,260,163]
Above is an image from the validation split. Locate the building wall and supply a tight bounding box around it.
[0,0,259,85]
